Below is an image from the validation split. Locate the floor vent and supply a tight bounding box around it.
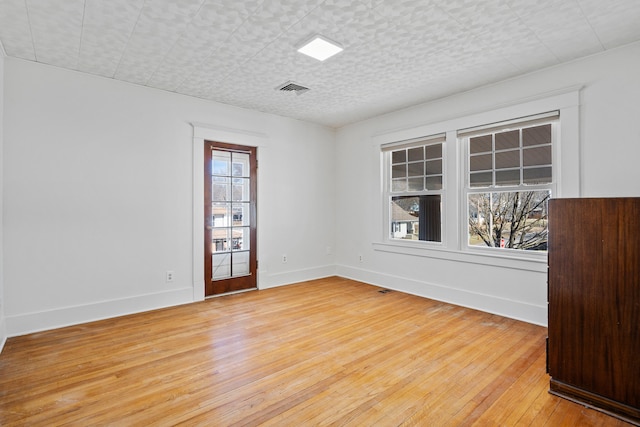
[275,81,310,95]
[378,289,393,294]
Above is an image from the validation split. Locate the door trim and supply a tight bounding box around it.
[191,123,267,302]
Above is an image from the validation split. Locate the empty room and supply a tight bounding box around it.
[0,0,639,425]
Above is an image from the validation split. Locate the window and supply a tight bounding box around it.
[384,135,445,243]
[375,90,578,267]
[461,113,557,252]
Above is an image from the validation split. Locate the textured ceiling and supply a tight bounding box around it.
[1,0,640,128]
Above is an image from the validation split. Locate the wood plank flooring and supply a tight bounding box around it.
[0,277,631,426]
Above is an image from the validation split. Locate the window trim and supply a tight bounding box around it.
[373,87,581,268]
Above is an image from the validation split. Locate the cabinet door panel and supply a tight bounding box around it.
[548,198,640,408]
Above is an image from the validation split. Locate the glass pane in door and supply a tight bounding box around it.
[232,251,250,276]
[232,153,250,177]
[232,178,250,201]
[210,149,253,281]
[232,226,250,251]
[212,253,231,279]
[232,203,250,226]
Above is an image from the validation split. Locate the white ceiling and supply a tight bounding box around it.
[1,0,640,128]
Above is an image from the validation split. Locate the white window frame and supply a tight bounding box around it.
[460,113,558,259]
[382,134,446,246]
[373,87,581,271]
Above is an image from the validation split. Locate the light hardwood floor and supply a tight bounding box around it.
[0,277,631,426]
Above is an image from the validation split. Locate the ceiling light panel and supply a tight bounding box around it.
[297,35,343,61]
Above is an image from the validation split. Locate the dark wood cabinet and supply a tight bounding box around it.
[547,197,640,425]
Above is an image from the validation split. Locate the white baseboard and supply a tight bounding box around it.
[3,263,546,342]
[4,264,338,339]
[0,315,7,354]
[5,286,194,338]
[259,264,337,290]
[335,264,547,326]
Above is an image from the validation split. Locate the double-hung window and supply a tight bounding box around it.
[383,135,445,243]
[377,90,578,264]
[460,112,558,252]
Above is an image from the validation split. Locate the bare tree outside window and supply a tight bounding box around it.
[468,190,550,250]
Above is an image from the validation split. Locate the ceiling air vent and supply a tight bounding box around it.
[275,81,310,95]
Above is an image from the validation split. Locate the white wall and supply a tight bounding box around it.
[3,41,640,339]
[3,58,336,336]
[335,41,640,326]
[0,52,6,350]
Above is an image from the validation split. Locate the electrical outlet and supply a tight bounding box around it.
[358,254,364,263]
[282,254,287,263]
[166,271,175,282]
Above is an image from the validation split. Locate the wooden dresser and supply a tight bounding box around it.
[547,197,640,425]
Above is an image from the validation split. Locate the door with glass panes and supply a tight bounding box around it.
[204,141,257,296]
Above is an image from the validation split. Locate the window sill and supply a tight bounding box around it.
[372,241,547,273]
